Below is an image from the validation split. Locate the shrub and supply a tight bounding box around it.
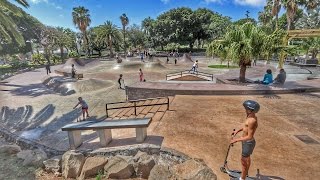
[9,59,28,69]
[68,51,79,58]
[50,55,60,64]
[32,53,46,64]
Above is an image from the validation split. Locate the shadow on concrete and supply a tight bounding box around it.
[255,171,285,180]
[79,135,164,150]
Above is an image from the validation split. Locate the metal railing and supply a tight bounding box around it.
[166,70,214,81]
[106,97,170,118]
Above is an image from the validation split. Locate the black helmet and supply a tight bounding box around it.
[243,100,260,113]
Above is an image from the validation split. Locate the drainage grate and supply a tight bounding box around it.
[294,135,320,144]
[262,94,281,99]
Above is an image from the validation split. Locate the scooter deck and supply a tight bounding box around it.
[228,170,255,180]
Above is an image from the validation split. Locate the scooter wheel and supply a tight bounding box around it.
[220,167,226,173]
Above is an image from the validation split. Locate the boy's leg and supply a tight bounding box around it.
[82,109,85,120]
[86,109,90,118]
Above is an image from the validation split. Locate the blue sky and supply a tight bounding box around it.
[17,0,267,31]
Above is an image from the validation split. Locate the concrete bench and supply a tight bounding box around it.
[61,118,152,149]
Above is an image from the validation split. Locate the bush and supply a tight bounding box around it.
[68,51,79,58]
[32,53,46,64]
[50,55,60,64]
[208,64,238,69]
[9,59,28,69]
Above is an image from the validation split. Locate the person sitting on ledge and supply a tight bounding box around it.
[273,69,286,85]
[255,69,273,85]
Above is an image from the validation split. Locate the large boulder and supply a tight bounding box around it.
[134,151,156,178]
[148,165,175,180]
[43,155,62,174]
[62,151,85,179]
[104,156,135,179]
[17,149,48,167]
[79,156,108,179]
[0,144,21,154]
[171,159,217,180]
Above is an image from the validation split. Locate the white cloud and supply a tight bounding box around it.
[59,14,64,18]
[234,0,265,7]
[56,6,62,10]
[161,0,170,4]
[29,0,48,4]
[204,0,223,4]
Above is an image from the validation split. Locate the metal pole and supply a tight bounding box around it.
[134,102,137,116]
[167,97,169,110]
[181,71,182,77]
[106,104,108,117]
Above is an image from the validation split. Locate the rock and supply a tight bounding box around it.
[0,144,21,154]
[135,153,155,179]
[79,156,108,179]
[171,159,217,180]
[62,151,85,179]
[148,165,174,180]
[43,155,62,173]
[17,149,48,167]
[133,151,148,162]
[104,156,135,179]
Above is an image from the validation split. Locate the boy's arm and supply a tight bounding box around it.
[232,119,255,143]
[73,102,80,109]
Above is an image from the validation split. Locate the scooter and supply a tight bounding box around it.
[220,129,255,180]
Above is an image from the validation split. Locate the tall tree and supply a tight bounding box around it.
[120,13,129,55]
[272,0,281,29]
[100,21,121,57]
[72,6,91,56]
[0,0,30,48]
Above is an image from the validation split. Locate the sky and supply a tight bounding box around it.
[16,0,267,31]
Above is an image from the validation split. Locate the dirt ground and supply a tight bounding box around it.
[153,94,320,180]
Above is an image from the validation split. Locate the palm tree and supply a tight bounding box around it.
[99,21,121,57]
[72,6,91,56]
[120,13,129,55]
[271,0,281,29]
[207,23,265,82]
[0,0,29,47]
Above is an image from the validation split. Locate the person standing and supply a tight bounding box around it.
[230,100,260,180]
[174,58,177,65]
[71,64,76,78]
[73,97,90,121]
[118,74,125,90]
[139,68,144,82]
[167,56,169,64]
[45,63,51,75]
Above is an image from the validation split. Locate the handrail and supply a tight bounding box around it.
[106,97,170,117]
[166,70,214,81]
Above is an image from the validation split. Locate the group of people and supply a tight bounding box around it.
[117,68,145,90]
[256,68,286,85]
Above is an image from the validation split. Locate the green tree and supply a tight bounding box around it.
[301,37,320,59]
[0,0,29,47]
[72,6,91,56]
[296,6,320,29]
[88,27,107,57]
[127,24,146,49]
[207,23,265,82]
[120,13,129,54]
[99,21,121,57]
[234,18,257,26]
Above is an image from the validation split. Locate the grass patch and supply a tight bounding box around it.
[208,64,238,69]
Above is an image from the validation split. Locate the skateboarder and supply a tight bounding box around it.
[189,60,198,74]
[73,97,90,121]
[230,100,260,180]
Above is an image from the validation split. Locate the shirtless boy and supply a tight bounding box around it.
[230,100,260,180]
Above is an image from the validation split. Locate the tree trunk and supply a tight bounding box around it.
[227,60,230,68]
[189,42,194,50]
[109,35,114,58]
[275,13,279,30]
[60,46,64,61]
[123,27,126,57]
[239,62,246,83]
[286,14,292,31]
[98,50,101,57]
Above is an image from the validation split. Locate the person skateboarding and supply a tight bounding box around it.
[230,100,260,180]
[71,64,76,78]
[45,63,51,75]
[73,97,90,121]
[118,74,125,90]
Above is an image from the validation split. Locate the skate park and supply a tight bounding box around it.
[0,54,320,179]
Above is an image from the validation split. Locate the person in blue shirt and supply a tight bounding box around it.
[261,69,273,84]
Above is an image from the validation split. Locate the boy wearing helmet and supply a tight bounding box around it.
[230,100,260,180]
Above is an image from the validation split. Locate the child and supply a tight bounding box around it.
[73,97,90,121]
[71,64,76,78]
[118,74,124,89]
[139,68,144,82]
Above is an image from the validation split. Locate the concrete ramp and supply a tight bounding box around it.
[56,58,101,74]
[111,61,166,72]
[43,77,113,95]
[180,53,194,63]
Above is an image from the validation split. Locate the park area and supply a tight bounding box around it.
[1,0,320,180]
